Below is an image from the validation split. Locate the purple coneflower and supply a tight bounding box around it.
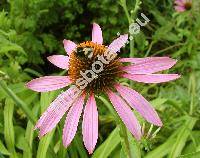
[26,23,180,154]
[174,0,192,12]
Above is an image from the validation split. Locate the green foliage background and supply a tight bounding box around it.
[0,0,200,158]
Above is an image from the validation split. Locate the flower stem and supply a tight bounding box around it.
[120,0,141,88]
[120,0,141,57]
[0,80,37,124]
[98,96,134,158]
[119,122,133,158]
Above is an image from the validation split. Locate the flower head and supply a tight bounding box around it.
[26,23,180,154]
[174,0,192,12]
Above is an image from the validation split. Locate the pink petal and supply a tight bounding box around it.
[34,87,76,129]
[119,57,170,64]
[121,57,177,74]
[63,39,77,56]
[122,73,180,83]
[175,6,186,12]
[107,91,141,140]
[108,34,128,53]
[35,87,81,137]
[82,93,98,154]
[26,76,71,92]
[92,23,103,44]
[175,0,184,6]
[63,94,85,147]
[115,84,162,126]
[47,55,69,69]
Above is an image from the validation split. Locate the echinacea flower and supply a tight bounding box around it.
[26,23,180,154]
[174,0,192,12]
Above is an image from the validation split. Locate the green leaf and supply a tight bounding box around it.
[73,135,88,158]
[126,131,141,158]
[0,140,10,156]
[0,80,36,124]
[169,116,197,158]
[0,43,25,54]
[134,32,146,51]
[150,10,168,26]
[36,131,55,158]
[150,98,167,110]
[23,104,39,158]
[97,96,140,158]
[119,124,140,158]
[36,92,58,158]
[153,23,173,41]
[92,127,121,158]
[4,98,18,158]
[178,151,200,158]
[4,99,15,150]
[144,127,181,158]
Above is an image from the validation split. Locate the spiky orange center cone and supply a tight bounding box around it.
[68,41,123,93]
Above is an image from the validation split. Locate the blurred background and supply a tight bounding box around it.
[0,0,200,158]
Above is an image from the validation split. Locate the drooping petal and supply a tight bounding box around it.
[35,87,81,137]
[47,55,69,69]
[122,73,180,83]
[63,93,85,147]
[26,76,71,92]
[92,23,103,44]
[107,91,141,140]
[108,34,128,53]
[175,5,186,12]
[115,84,162,126]
[121,57,177,74]
[63,39,77,56]
[34,86,79,129]
[82,93,98,154]
[119,57,171,64]
[175,0,184,6]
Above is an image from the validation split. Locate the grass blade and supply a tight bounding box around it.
[36,92,58,158]
[0,81,36,124]
[144,127,181,158]
[0,140,10,156]
[23,103,40,158]
[92,127,120,158]
[4,99,18,158]
[36,131,55,158]
[169,116,197,158]
[73,134,88,158]
[178,151,200,158]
